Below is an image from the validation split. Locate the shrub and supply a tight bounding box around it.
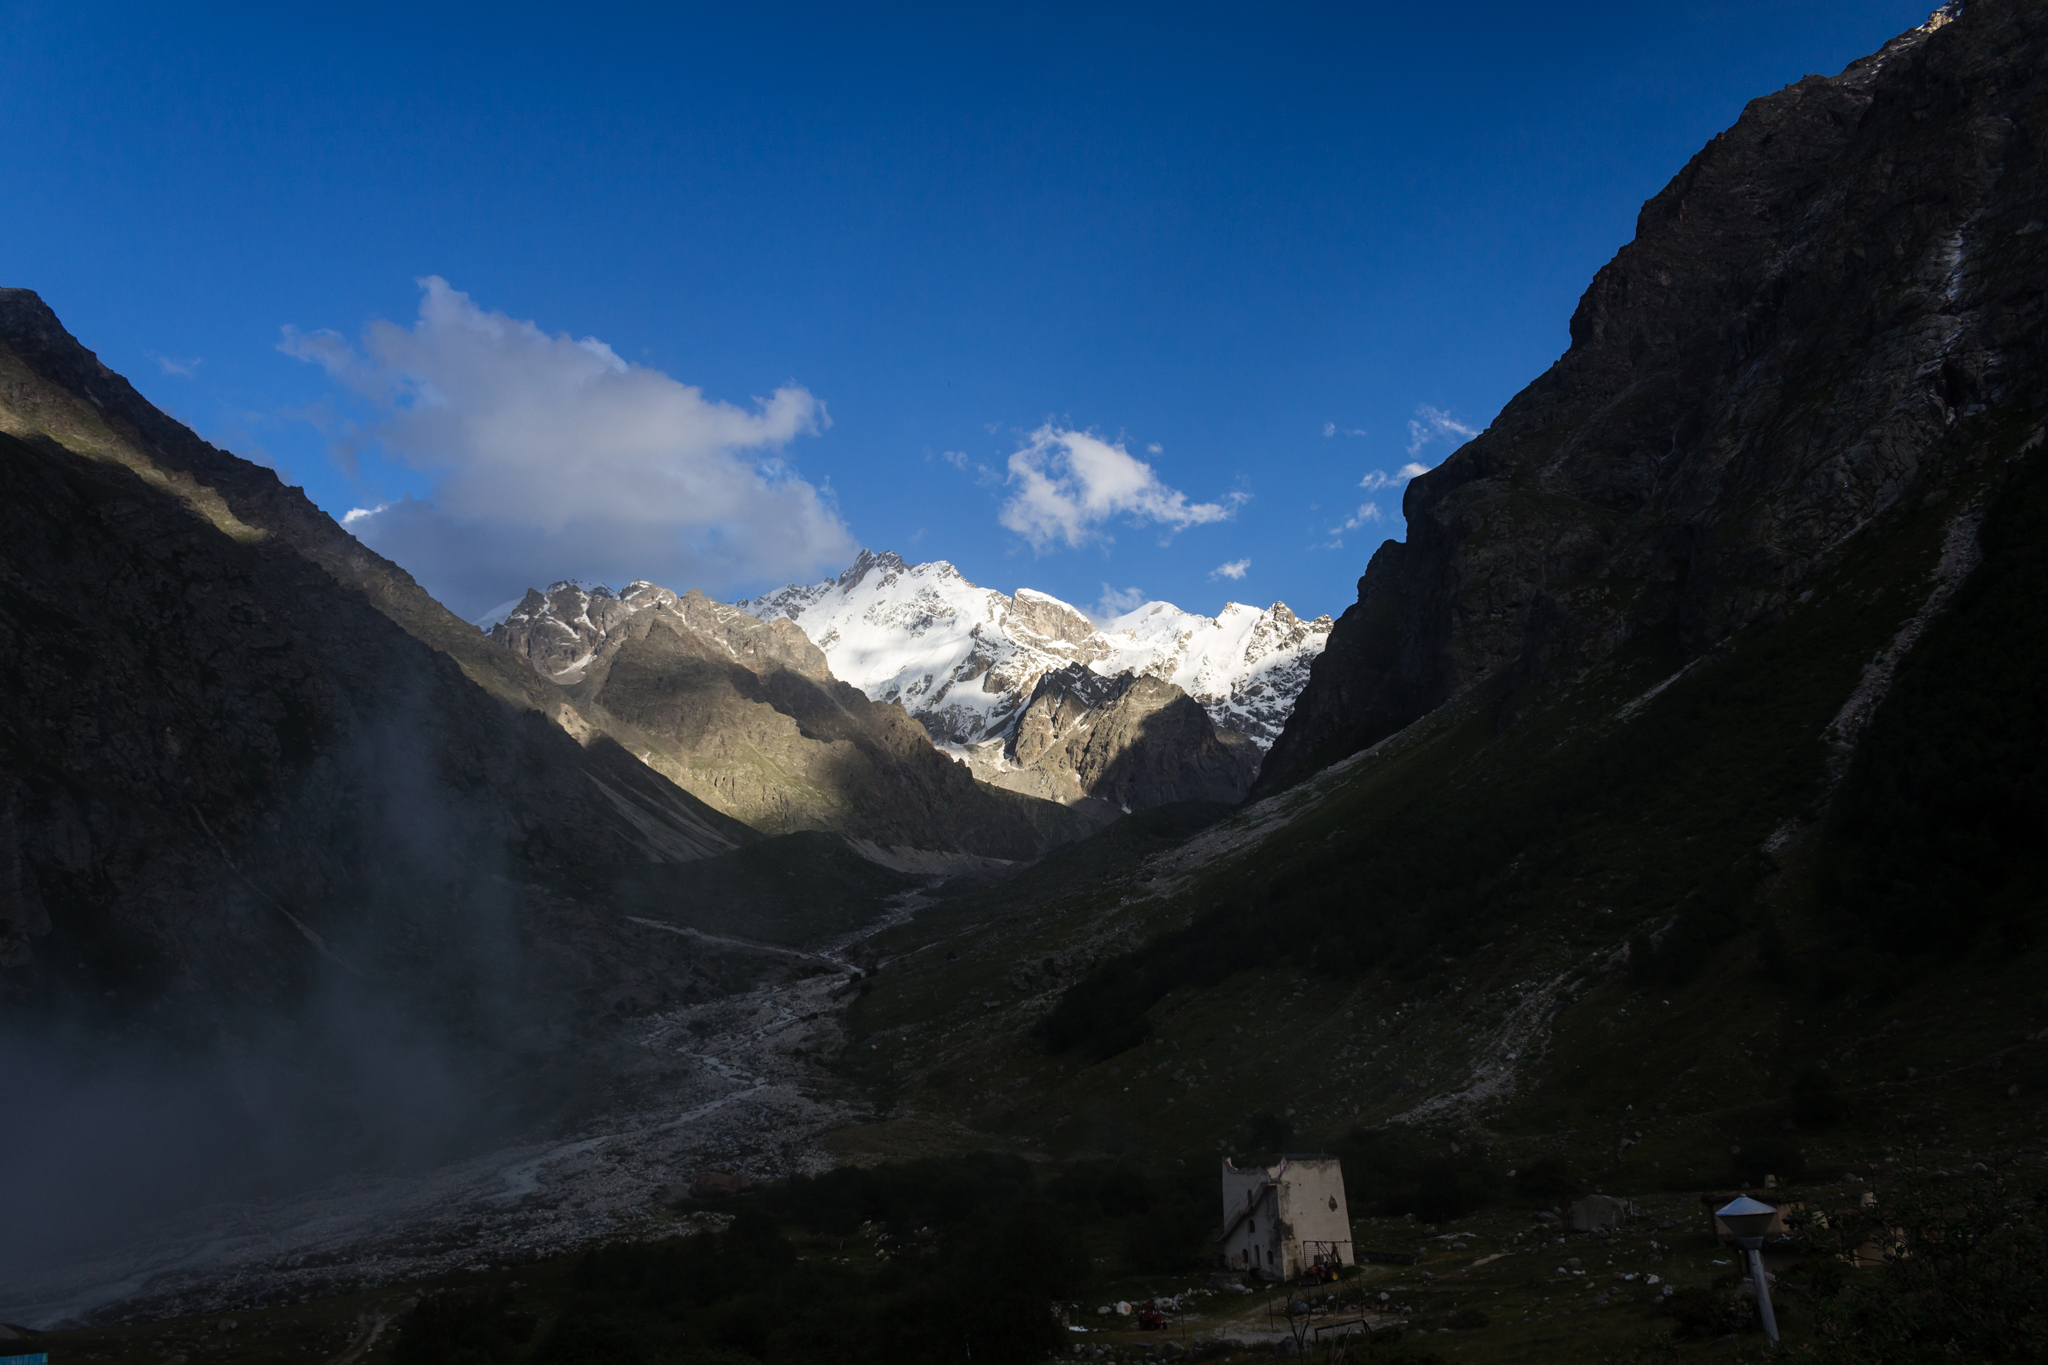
[391,1292,537,1365]
[1335,1127,1509,1220]
[1511,1157,1582,1203]
[1789,1067,1846,1127]
[1659,1284,1760,1340]
[1732,1135,1807,1187]
[1779,1174,2048,1362]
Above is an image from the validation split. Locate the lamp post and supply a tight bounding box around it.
[1716,1195,1781,1349]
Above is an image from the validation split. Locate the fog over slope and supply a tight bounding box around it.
[0,291,786,1317]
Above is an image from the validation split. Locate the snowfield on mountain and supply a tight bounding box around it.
[740,549,1332,749]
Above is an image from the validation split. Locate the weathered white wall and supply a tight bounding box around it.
[1219,1157,1353,1280]
[1275,1157,1353,1277]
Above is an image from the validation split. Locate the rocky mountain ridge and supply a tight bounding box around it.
[495,572,1271,813]
[1259,0,2047,794]
[952,664,1261,810]
[489,580,1093,854]
[739,549,1332,751]
[0,289,754,1003]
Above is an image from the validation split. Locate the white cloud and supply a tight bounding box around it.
[1210,558,1250,580]
[1324,502,1386,547]
[151,353,203,377]
[1323,421,1366,438]
[282,277,854,615]
[1407,403,1479,458]
[1323,421,1336,438]
[1091,583,1148,622]
[341,503,388,526]
[998,424,1237,550]
[1358,459,1438,492]
[471,597,523,630]
[940,449,970,468]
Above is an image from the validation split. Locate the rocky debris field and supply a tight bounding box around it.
[14,966,876,1332]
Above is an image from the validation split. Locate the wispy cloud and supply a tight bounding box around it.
[1326,410,1474,548]
[999,425,1239,550]
[939,449,970,469]
[282,276,852,616]
[1210,558,1250,581]
[1323,421,1367,438]
[1091,583,1148,622]
[1358,462,1433,491]
[1323,500,1388,548]
[1407,403,1478,458]
[151,353,203,378]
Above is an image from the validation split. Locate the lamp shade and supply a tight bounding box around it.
[1716,1194,1777,1244]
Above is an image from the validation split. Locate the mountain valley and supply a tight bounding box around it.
[4,4,2048,1363]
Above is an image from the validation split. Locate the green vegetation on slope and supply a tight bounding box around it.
[610,832,923,948]
[387,1157,1125,1365]
[1817,454,2048,970]
[831,431,2048,1241]
[1038,442,2048,1078]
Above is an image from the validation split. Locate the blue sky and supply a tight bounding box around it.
[4,1,1934,622]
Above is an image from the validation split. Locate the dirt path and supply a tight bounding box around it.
[321,1310,390,1365]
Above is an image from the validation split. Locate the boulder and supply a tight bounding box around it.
[1569,1195,1629,1233]
[688,1171,753,1199]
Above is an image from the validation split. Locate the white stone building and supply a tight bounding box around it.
[1218,1154,1354,1280]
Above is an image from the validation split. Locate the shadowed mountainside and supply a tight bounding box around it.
[0,288,760,1022]
[833,0,2048,1223]
[1259,0,2048,795]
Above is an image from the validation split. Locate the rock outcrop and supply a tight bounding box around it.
[490,581,1093,855]
[1259,0,2048,793]
[1002,665,1260,809]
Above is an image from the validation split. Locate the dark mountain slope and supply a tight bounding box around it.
[1815,440,2048,968]
[831,3,2048,1216]
[848,425,2048,1193]
[0,290,587,728]
[0,290,750,1022]
[0,291,830,1301]
[1260,0,2048,794]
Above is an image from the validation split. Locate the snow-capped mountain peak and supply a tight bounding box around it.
[738,551,1332,748]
